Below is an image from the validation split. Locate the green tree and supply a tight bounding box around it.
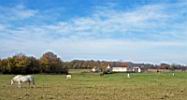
[26,57,40,74]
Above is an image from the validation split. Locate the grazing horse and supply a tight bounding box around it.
[11,75,35,88]
[66,75,72,79]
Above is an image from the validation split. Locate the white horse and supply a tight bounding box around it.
[172,73,175,76]
[11,75,35,88]
[127,73,130,78]
[66,75,71,79]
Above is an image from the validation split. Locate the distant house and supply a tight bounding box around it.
[92,63,142,73]
[111,63,128,72]
[111,63,141,73]
[112,66,128,72]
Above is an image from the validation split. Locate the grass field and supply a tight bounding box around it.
[0,72,187,100]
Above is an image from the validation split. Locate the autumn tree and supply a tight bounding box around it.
[40,52,67,74]
[11,54,30,74]
[0,54,41,74]
[0,57,13,74]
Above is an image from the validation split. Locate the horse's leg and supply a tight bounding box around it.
[29,79,35,88]
[32,80,35,88]
[27,80,32,88]
[18,81,21,88]
[28,81,31,88]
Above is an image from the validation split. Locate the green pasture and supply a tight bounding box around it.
[0,72,186,100]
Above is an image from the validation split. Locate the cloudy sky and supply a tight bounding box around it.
[0,0,187,64]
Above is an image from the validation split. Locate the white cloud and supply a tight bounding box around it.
[1,3,185,40]
[13,5,37,19]
[0,4,38,22]
[0,24,7,31]
[0,2,187,64]
[35,3,176,40]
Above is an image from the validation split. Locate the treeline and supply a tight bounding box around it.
[0,52,187,74]
[132,63,187,71]
[0,52,68,74]
[63,60,187,71]
[63,60,111,69]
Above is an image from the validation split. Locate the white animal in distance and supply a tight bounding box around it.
[127,73,130,78]
[66,75,72,79]
[11,75,35,88]
[172,73,175,76]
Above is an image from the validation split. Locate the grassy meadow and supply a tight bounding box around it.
[0,72,187,100]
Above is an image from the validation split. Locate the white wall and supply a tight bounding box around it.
[112,67,127,72]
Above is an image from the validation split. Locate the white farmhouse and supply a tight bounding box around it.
[112,66,128,72]
[111,64,141,73]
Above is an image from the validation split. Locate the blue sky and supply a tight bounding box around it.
[0,0,187,64]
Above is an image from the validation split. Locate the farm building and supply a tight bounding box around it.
[111,62,142,73]
[111,62,128,72]
[91,63,142,73]
[112,66,128,72]
[112,66,141,73]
